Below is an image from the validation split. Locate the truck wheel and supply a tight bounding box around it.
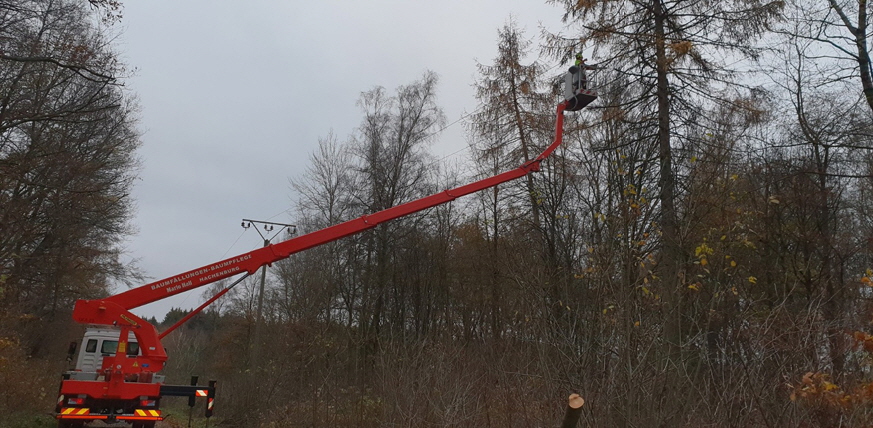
[131,423,156,428]
[57,421,84,428]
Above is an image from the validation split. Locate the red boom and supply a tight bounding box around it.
[67,100,569,398]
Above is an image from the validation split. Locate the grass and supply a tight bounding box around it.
[0,412,57,428]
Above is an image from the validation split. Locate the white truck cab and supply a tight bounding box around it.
[66,327,167,383]
[75,327,140,373]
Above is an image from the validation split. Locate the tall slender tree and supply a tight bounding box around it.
[545,0,783,422]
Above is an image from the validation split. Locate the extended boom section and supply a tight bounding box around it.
[100,102,568,313]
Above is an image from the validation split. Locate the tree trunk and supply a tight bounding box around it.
[653,0,686,423]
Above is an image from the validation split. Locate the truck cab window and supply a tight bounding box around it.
[100,341,140,356]
[85,339,98,353]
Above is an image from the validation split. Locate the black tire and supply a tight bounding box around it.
[57,420,84,428]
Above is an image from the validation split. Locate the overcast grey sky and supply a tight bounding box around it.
[119,1,569,319]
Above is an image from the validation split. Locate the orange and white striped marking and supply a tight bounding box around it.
[196,389,208,397]
[60,408,90,415]
[134,409,161,417]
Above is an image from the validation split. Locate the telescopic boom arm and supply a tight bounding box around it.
[83,101,567,313]
[70,100,569,375]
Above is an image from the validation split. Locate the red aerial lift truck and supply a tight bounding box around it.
[55,71,596,427]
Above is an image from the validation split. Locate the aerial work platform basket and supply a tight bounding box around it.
[563,64,598,111]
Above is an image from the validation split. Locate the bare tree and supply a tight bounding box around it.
[349,72,445,345]
[782,0,873,112]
